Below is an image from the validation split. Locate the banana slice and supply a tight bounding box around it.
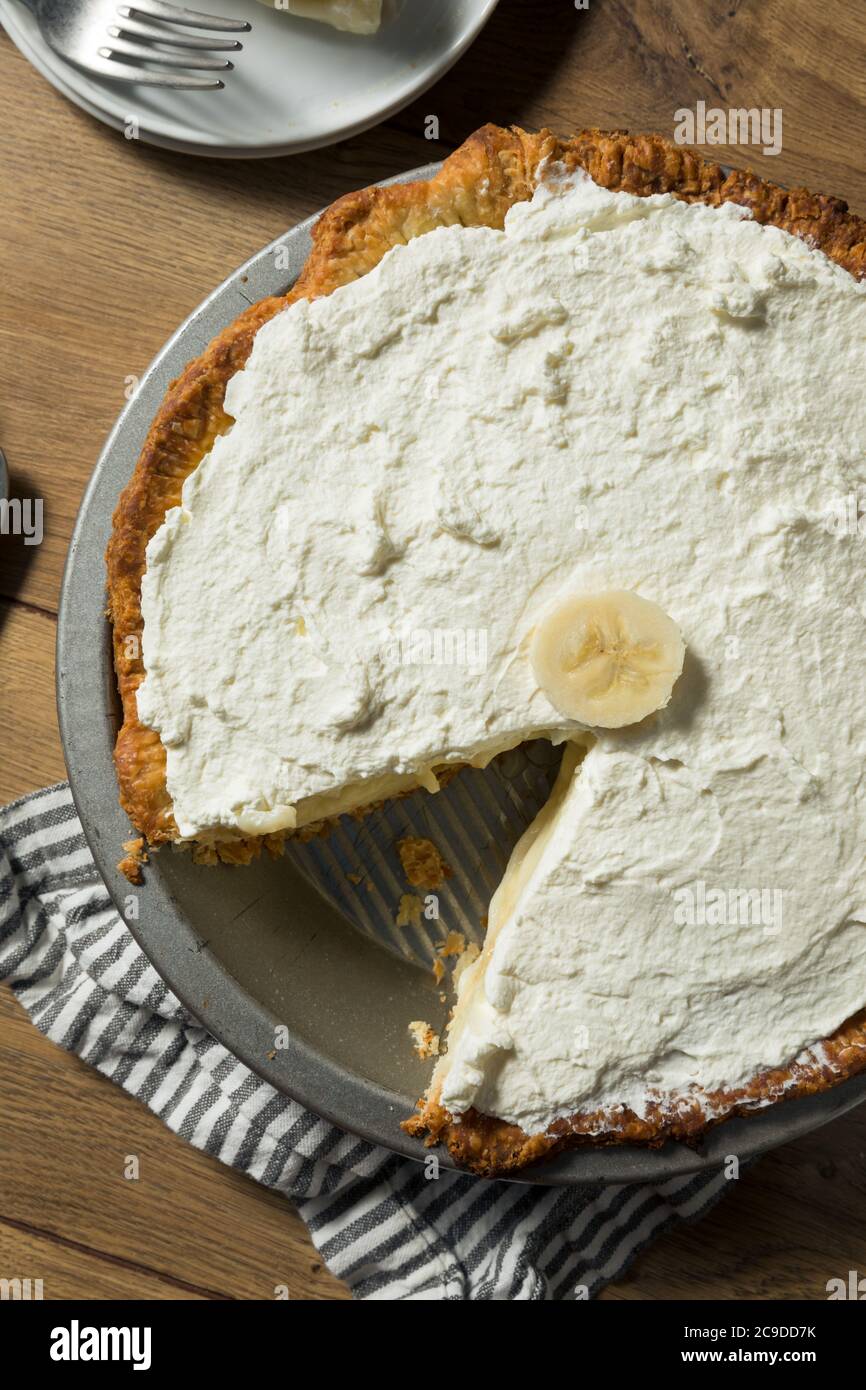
[530,590,686,728]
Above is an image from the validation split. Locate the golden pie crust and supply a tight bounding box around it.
[106,125,866,1173]
[404,1007,866,1176]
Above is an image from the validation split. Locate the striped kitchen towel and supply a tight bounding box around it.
[0,783,731,1301]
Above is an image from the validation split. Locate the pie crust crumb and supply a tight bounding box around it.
[397,836,452,889]
[408,1021,441,1060]
[117,837,147,885]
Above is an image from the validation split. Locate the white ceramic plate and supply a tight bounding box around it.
[0,0,499,158]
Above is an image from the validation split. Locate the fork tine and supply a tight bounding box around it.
[100,38,233,69]
[108,20,242,50]
[89,53,225,87]
[117,3,250,31]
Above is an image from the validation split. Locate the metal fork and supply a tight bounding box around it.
[18,1,250,90]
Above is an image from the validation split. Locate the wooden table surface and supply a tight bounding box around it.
[1,0,865,1302]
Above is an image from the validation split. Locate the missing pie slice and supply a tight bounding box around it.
[107,125,866,1175]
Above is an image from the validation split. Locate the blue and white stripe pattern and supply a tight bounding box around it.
[0,783,729,1300]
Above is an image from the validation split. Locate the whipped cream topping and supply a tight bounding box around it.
[139,170,866,1128]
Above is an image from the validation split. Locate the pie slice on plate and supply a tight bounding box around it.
[255,1,383,34]
[107,125,866,1175]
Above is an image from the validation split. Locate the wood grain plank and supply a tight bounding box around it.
[0,602,64,802]
[1,0,865,1303]
[0,1223,206,1301]
[0,988,349,1301]
[393,0,866,205]
[602,1105,866,1300]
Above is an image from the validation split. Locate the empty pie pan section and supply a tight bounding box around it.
[56,164,866,1185]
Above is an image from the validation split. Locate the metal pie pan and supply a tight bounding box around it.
[56,164,866,1185]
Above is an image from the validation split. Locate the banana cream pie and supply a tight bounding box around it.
[108,127,866,1175]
